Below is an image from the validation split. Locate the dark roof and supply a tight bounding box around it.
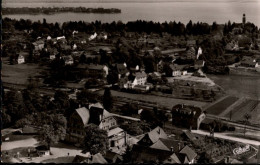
[116,64,129,75]
[181,131,199,142]
[131,144,173,163]
[104,151,123,163]
[150,138,184,153]
[195,60,205,66]
[87,64,106,70]
[36,145,49,151]
[72,155,88,163]
[187,40,196,46]
[172,104,202,118]
[73,154,107,164]
[241,56,257,66]
[169,64,187,71]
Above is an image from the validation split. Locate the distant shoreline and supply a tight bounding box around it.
[2,7,121,15]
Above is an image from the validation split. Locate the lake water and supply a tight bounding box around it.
[2,0,260,26]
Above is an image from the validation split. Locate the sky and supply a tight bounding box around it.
[4,0,258,3]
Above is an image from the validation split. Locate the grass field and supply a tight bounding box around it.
[97,89,208,109]
[2,57,45,85]
[224,99,260,125]
[205,96,239,115]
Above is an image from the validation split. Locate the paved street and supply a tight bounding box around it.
[191,130,260,146]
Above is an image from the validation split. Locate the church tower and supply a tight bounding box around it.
[243,13,246,25]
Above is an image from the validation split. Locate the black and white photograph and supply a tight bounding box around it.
[1,0,260,164]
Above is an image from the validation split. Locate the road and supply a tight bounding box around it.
[191,130,260,146]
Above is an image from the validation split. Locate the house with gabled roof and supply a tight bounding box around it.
[72,153,107,164]
[240,56,258,68]
[119,71,148,90]
[150,138,184,153]
[178,145,197,164]
[86,64,109,78]
[172,104,206,130]
[66,107,90,143]
[166,64,188,77]
[104,151,123,163]
[32,40,45,51]
[138,126,167,146]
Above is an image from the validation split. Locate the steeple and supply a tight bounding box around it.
[243,13,246,25]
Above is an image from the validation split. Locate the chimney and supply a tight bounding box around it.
[79,104,81,108]
[178,142,181,151]
[181,104,184,108]
[99,114,102,122]
[171,147,174,152]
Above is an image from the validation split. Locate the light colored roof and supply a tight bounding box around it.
[75,107,90,127]
[164,153,181,164]
[150,139,170,151]
[179,145,197,161]
[148,126,168,143]
[90,153,108,164]
[89,102,104,109]
[135,72,147,79]
[103,109,113,119]
[108,127,124,137]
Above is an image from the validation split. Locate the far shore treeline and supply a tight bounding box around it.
[2,7,121,15]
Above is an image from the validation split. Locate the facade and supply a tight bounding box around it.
[240,56,258,68]
[62,55,74,65]
[33,40,44,51]
[17,55,25,64]
[119,72,147,89]
[171,104,206,130]
[87,64,109,78]
[167,64,187,77]
[66,107,90,143]
[108,127,126,149]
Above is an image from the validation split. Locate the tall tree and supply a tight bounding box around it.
[82,124,109,155]
[243,113,251,137]
[37,113,67,150]
[103,88,113,111]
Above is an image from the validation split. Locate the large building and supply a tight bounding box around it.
[171,104,206,130]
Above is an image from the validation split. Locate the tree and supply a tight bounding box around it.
[103,88,113,111]
[38,113,67,150]
[243,113,251,137]
[82,124,109,155]
[15,117,32,130]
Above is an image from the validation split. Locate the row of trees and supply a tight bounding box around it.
[4,17,253,40]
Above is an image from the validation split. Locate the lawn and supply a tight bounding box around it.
[205,96,239,115]
[41,156,75,163]
[2,57,45,85]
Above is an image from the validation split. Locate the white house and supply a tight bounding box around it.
[197,47,202,59]
[47,36,52,40]
[62,55,74,65]
[73,44,77,50]
[17,55,25,64]
[32,40,44,51]
[57,36,66,40]
[120,72,147,89]
[89,32,97,41]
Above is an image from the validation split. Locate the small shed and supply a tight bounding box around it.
[35,145,50,157]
